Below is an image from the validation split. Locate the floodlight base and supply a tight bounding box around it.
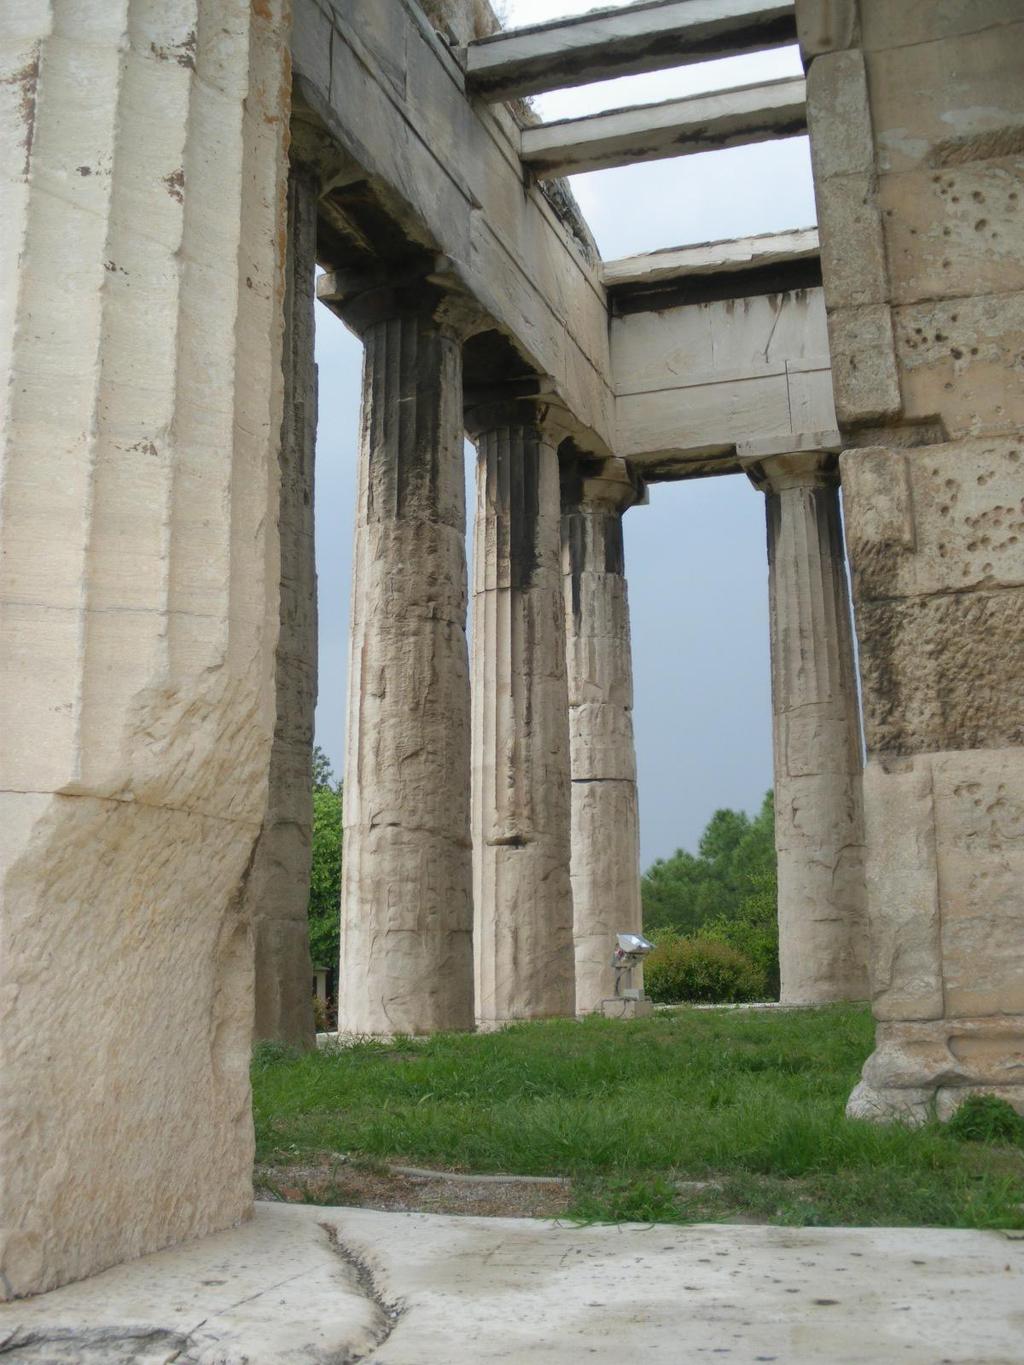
[600,997,655,1020]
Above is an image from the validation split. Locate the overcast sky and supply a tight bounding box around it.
[311,2,817,866]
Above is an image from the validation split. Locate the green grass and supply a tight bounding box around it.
[251,1006,1024,1229]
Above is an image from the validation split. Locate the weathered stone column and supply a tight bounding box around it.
[799,0,1024,1120]
[750,447,867,1004]
[250,161,319,1048]
[561,457,644,1013]
[468,394,575,1025]
[0,0,290,1297]
[329,278,475,1037]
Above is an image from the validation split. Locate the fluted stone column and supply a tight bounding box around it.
[753,449,867,1004]
[469,395,575,1025]
[562,457,644,1013]
[0,0,291,1297]
[250,162,318,1048]
[333,282,475,1037]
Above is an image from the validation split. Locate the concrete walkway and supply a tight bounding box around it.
[1,1203,1022,1363]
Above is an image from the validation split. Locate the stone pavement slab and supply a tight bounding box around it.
[1,1202,1022,1363]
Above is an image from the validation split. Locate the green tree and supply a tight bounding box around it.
[307,746,342,972]
[641,792,775,941]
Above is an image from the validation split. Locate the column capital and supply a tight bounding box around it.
[464,383,573,447]
[317,256,485,339]
[747,448,839,494]
[563,455,644,515]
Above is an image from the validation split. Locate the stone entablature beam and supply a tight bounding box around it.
[602,228,820,290]
[331,276,477,1038]
[468,391,576,1026]
[462,0,797,103]
[561,457,645,1013]
[291,0,614,456]
[521,76,807,181]
[745,443,868,1005]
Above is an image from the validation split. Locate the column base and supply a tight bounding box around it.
[848,1080,1024,1125]
[847,1016,1024,1123]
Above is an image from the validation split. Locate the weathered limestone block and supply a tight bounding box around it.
[336,286,475,1037]
[892,292,1024,440]
[753,451,867,1004]
[470,396,574,1025]
[250,163,319,1048]
[804,48,899,424]
[0,0,291,1296]
[561,457,643,1014]
[842,439,1024,756]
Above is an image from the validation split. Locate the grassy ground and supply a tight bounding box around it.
[252,1005,1024,1229]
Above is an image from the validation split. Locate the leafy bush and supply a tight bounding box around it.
[701,867,780,999]
[643,933,766,1005]
[946,1094,1024,1145]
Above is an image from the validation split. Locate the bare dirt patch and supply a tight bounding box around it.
[255,1158,573,1219]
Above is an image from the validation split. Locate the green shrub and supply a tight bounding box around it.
[644,933,766,1005]
[946,1094,1024,1145]
[701,867,780,999]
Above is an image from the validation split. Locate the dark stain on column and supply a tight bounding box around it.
[603,513,624,577]
[508,423,541,591]
[559,451,590,622]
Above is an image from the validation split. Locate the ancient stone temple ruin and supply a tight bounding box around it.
[1,0,1022,1301]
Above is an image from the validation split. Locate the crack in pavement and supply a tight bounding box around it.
[319,1221,405,1363]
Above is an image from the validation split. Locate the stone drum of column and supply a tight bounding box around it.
[338,288,475,1036]
[760,451,867,1004]
[470,398,575,1024]
[0,0,291,1296]
[562,457,643,1013]
[249,163,319,1048]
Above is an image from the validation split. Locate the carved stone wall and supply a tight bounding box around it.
[799,0,1024,1119]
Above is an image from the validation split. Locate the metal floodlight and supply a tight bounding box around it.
[616,932,653,956]
[610,931,655,1000]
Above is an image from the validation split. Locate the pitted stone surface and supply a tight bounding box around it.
[802,0,1024,1118]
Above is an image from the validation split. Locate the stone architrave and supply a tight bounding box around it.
[752,449,867,1004]
[335,280,475,1037]
[798,0,1024,1119]
[468,394,575,1026]
[561,457,644,1013]
[0,0,291,1297]
[250,163,319,1048]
